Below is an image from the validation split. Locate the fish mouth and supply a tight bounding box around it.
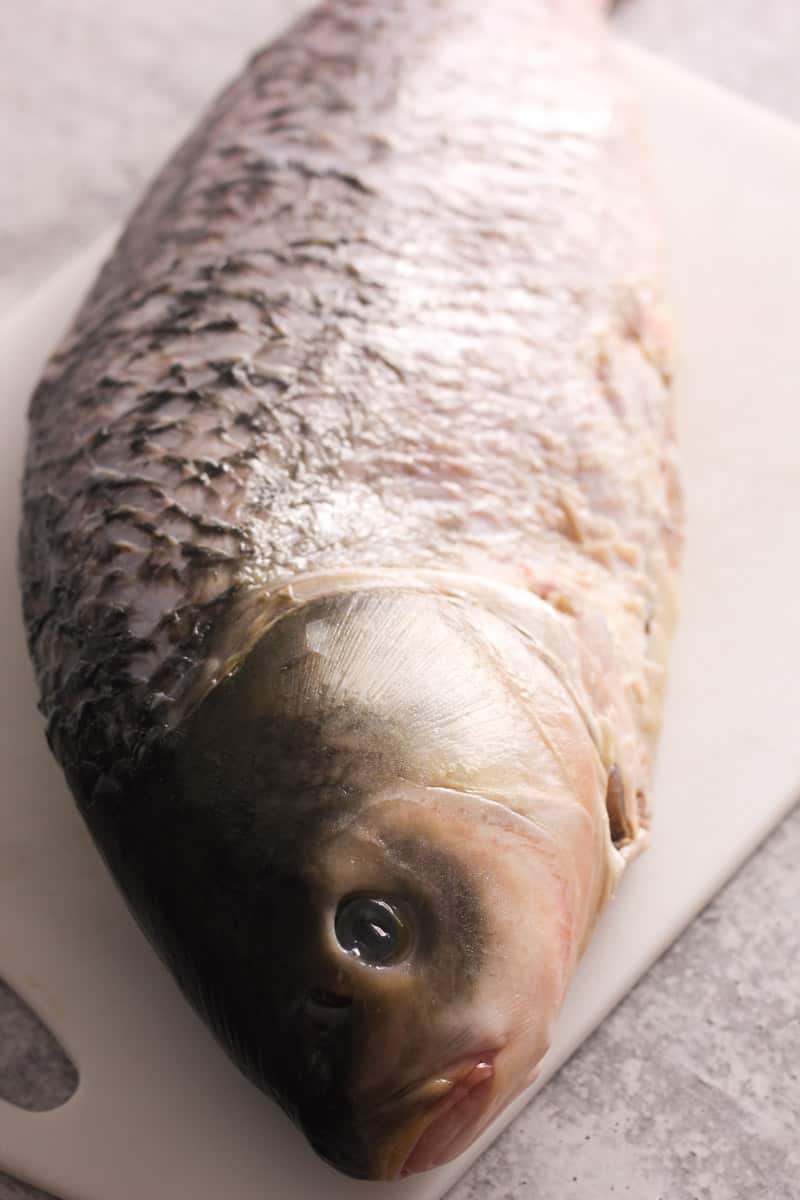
[373,1054,497,1180]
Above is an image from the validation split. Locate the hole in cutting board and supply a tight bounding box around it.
[0,1168,63,1200]
[0,977,78,1111]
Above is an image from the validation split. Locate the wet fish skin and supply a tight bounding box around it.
[19,0,681,1180]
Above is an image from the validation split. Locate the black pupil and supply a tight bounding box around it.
[335,898,403,964]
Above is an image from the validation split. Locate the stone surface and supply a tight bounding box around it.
[616,0,800,123]
[1,2,799,1198]
[0,981,77,1113]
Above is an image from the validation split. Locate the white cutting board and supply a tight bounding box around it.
[1,40,799,1200]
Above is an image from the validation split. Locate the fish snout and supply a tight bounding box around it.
[377,1057,496,1179]
[304,1053,497,1180]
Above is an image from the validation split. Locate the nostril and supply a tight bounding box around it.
[309,988,352,1008]
[302,988,353,1029]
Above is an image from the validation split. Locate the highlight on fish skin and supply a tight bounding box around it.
[18,0,681,1181]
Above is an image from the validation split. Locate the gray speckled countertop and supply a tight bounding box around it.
[2,2,799,1198]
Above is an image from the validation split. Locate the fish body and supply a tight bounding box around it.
[19,0,681,1180]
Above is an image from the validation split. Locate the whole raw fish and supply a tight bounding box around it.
[19,0,681,1180]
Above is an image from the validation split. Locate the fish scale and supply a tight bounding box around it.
[22,0,675,759]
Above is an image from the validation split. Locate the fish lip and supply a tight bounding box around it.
[369,1049,500,1180]
[369,1043,501,1118]
[397,1059,496,1178]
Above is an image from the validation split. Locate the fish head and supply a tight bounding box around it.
[147,585,615,1179]
[294,776,585,1180]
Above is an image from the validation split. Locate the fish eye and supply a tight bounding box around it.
[334,896,412,966]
